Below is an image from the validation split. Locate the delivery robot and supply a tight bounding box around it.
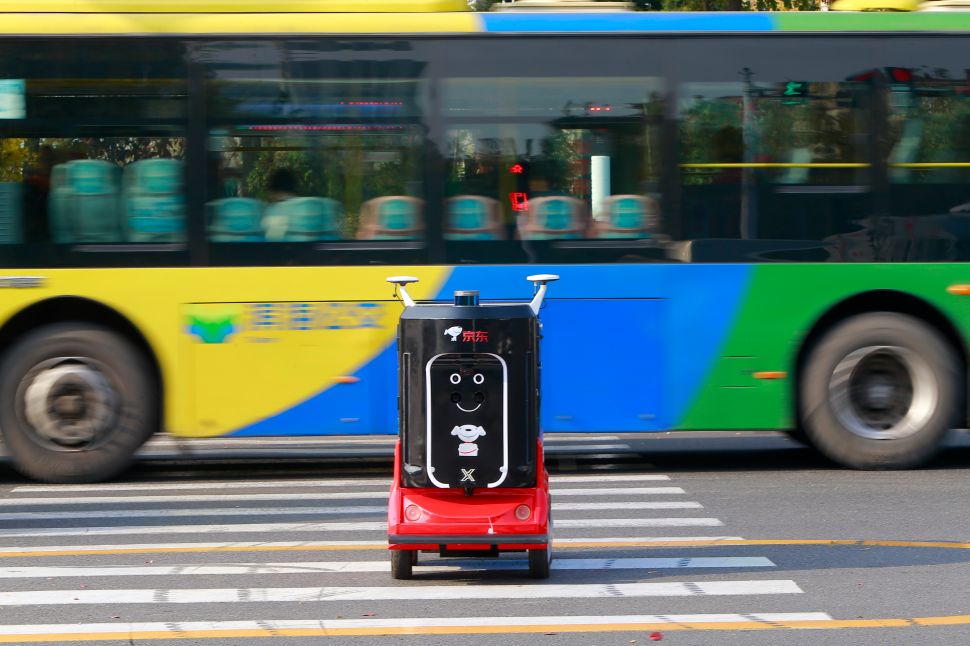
[386,274,559,579]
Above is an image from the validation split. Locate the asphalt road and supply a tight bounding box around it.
[2,432,970,645]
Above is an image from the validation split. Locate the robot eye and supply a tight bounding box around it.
[449,373,461,385]
[473,373,485,385]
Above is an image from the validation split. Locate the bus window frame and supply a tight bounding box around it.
[197,37,437,268]
[0,37,193,269]
[425,34,672,266]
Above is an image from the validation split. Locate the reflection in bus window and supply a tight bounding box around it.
[679,80,870,245]
[207,127,424,242]
[442,77,663,241]
[880,68,970,260]
[206,69,427,244]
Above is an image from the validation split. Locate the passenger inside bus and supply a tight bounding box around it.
[262,168,344,242]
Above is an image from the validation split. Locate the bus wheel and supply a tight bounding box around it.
[0,323,156,483]
[390,550,413,580]
[799,312,959,469]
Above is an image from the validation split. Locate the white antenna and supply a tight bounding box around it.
[526,274,559,315]
[387,276,419,308]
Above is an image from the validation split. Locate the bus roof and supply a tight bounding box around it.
[1,8,970,35]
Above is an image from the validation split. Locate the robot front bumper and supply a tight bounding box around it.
[388,487,550,549]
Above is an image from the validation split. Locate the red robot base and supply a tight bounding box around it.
[387,441,552,580]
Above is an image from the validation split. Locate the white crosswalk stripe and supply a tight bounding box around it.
[0,500,701,521]
[0,557,775,578]
[0,580,805,605]
[0,517,725,539]
[0,537,747,556]
[9,473,671,493]
[0,470,830,641]
[0,486,685,506]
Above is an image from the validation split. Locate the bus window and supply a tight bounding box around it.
[206,63,428,247]
[0,136,186,247]
[0,71,187,251]
[679,80,870,249]
[442,77,663,243]
[878,67,970,260]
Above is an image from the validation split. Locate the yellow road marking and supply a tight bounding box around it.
[4,616,970,641]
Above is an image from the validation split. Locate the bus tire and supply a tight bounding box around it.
[0,322,157,483]
[799,312,959,470]
[390,550,413,580]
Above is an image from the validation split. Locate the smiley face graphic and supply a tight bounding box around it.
[447,369,487,413]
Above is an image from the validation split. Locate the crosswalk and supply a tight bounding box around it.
[0,469,831,642]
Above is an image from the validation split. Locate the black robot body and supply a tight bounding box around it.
[397,301,540,489]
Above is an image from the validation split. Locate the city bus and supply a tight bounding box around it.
[1,1,970,482]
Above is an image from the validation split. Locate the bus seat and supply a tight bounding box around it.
[0,182,22,244]
[58,160,122,243]
[208,198,265,242]
[518,196,588,240]
[592,194,659,239]
[356,196,424,240]
[445,195,505,240]
[263,196,343,242]
[123,158,186,242]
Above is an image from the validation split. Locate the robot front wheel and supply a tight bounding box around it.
[390,549,415,580]
[528,499,553,579]
[528,546,551,579]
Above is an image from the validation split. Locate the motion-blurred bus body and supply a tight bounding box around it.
[1,2,970,481]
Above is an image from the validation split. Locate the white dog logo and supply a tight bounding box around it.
[444,326,463,342]
[451,424,486,457]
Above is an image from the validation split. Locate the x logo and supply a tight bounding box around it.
[460,469,476,482]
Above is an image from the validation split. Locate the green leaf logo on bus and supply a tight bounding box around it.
[185,306,243,344]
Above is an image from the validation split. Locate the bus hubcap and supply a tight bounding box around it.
[23,360,118,448]
[829,345,937,441]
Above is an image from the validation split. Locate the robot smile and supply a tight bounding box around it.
[456,402,482,413]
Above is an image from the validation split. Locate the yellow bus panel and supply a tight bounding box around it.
[0,13,480,34]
